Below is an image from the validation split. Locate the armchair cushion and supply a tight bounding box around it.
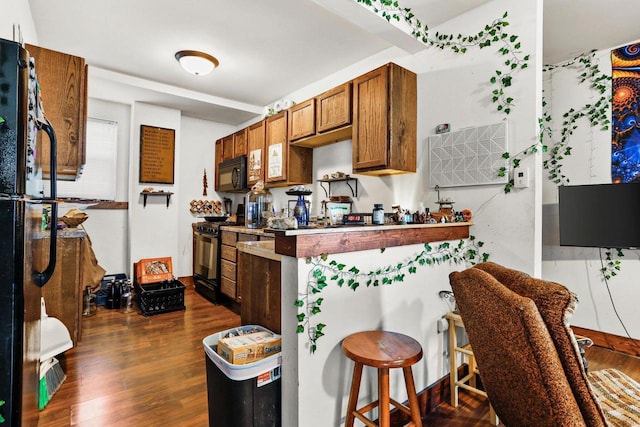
[473,262,608,426]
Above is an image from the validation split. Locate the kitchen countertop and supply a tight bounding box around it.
[35,226,86,239]
[269,221,471,236]
[236,240,281,262]
[220,222,472,258]
[271,222,472,258]
[218,225,275,237]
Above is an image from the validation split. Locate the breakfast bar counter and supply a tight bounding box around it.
[271,222,471,257]
[232,221,477,426]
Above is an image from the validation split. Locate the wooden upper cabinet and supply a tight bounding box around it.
[317,82,351,133]
[214,138,224,191]
[247,120,266,185]
[289,82,353,148]
[26,44,87,181]
[233,128,247,157]
[288,98,315,142]
[352,63,416,176]
[221,134,234,161]
[265,111,288,183]
[265,111,312,186]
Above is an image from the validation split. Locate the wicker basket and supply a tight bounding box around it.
[60,216,87,227]
[60,209,88,227]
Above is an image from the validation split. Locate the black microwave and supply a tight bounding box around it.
[217,156,248,192]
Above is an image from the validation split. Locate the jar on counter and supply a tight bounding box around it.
[372,203,384,225]
[245,181,273,229]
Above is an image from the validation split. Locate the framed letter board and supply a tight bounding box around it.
[139,125,175,184]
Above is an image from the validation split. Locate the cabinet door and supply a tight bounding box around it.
[265,111,288,183]
[221,134,234,161]
[288,98,315,141]
[38,237,83,344]
[247,120,266,185]
[233,128,248,157]
[317,82,352,133]
[352,65,389,171]
[214,139,223,191]
[26,44,87,181]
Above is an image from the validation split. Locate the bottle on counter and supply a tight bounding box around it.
[245,180,273,229]
[372,203,384,225]
[293,196,309,226]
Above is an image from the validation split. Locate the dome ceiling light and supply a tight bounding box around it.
[175,50,219,76]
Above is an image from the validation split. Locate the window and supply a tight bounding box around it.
[57,118,118,200]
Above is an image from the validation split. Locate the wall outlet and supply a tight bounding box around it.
[514,167,530,188]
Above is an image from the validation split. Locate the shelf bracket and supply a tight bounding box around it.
[318,177,358,199]
[141,192,173,208]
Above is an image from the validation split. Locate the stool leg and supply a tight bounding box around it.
[345,362,363,427]
[469,353,477,389]
[448,318,459,407]
[379,367,390,427]
[403,367,423,427]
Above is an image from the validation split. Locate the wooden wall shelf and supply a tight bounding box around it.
[140,191,173,207]
[318,176,358,198]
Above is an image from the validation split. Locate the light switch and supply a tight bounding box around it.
[514,168,530,188]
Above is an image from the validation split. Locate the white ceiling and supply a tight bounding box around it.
[26,0,640,125]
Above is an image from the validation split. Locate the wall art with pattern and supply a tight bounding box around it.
[612,44,640,183]
[428,122,508,188]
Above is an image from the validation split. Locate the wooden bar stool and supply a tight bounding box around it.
[342,330,423,427]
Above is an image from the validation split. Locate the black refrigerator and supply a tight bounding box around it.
[0,38,58,426]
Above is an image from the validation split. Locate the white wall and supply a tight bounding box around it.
[128,103,182,275]
[79,99,131,275]
[1,0,38,42]
[541,46,640,339]
[125,103,236,278]
[177,116,235,275]
[283,1,542,425]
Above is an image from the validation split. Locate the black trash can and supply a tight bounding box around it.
[203,326,282,427]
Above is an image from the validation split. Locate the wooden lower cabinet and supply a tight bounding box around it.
[219,230,263,302]
[239,251,281,334]
[38,236,84,344]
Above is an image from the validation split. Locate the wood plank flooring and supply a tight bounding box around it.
[37,278,640,426]
[38,278,239,427]
[420,345,640,426]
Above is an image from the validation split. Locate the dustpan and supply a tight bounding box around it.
[40,298,73,360]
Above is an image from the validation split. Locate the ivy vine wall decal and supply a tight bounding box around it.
[355,0,530,116]
[296,238,489,352]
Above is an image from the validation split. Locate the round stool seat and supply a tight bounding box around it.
[342,330,424,427]
[342,330,423,368]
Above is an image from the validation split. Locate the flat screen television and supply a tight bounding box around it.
[558,183,640,249]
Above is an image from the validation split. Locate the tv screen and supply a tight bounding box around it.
[559,184,640,249]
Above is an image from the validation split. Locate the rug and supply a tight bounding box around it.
[589,368,640,426]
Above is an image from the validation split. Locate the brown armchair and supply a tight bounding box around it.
[449,262,640,427]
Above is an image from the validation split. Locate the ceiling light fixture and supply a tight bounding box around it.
[175,50,219,76]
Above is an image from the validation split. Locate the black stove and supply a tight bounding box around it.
[194,221,220,235]
[192,221,244,304]
[195,221,243,235]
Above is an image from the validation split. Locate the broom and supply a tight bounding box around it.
[39,357,66,410]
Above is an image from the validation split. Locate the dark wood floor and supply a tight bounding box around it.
[38,278,240,427]
[421,345,640,426]
[37,278,640,426]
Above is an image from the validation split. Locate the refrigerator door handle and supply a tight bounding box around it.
[35,121,57,287]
